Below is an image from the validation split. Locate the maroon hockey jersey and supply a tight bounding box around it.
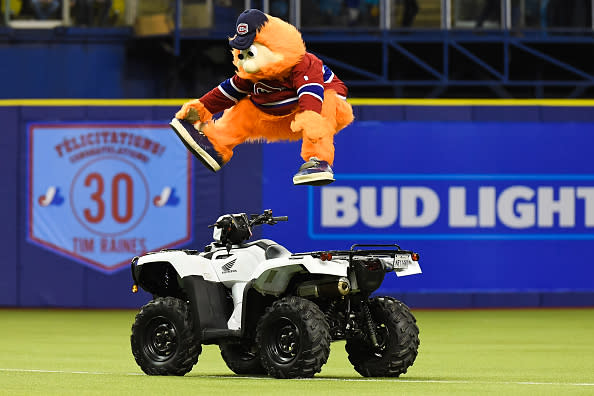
[199,52,348,116]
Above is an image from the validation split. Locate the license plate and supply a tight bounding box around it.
[394,254,412,269]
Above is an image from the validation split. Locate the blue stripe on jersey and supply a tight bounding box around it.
[219,78,248,102]
[297,83,324,102]
[322,65,334,83]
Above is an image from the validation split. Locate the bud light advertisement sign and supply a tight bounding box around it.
[312,175,594,240]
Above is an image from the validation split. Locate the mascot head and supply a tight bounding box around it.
[229,9,306,81]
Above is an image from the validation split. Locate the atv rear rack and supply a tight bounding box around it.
[293,243,416,260]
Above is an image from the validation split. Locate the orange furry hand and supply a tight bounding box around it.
[175,99,213,123]
[290,111,333,142]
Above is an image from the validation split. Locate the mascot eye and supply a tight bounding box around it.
[238,53,244,60]
[247,45,258,58]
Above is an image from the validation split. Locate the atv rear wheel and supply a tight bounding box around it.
[131,297,201,375]
[346,297,419,377]
[220,341,266,375]
[256,296,331,378]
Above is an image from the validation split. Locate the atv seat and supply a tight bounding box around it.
[240,239,292,259]
[265,244,291,260]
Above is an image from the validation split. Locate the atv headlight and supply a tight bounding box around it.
[130,256,139,283]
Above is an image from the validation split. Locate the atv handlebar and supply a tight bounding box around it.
[249,210,288,226]
[208,210,287,230]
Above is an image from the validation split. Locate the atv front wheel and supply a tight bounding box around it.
[346,297,419,377]
[256,296,331,378]
[131,297,201,375]
[220,341,266,375]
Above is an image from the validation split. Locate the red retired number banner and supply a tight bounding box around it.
[27,123,193,273]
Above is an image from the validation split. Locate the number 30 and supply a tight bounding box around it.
[83,172,133,224]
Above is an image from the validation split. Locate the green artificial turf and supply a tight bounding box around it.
[0,308,593,395]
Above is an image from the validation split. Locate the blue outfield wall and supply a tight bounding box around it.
[1,99,594,309]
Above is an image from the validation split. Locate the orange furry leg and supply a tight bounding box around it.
[201,99,263,163]
[298,90,354,165]
[301,135,335,164]
[324,90,355,132]
[201,92,354,166]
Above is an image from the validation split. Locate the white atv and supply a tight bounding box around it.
[130,209,422,378]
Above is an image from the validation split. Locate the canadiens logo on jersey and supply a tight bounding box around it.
[254,82,285,94]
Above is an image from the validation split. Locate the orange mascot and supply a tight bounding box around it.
[170,9,354,186]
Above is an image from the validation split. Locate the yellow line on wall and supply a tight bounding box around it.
[0,98,594,107]
[0,99,187,106]
[347,98,594,107]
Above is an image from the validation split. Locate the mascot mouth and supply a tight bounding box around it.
[233,42,287,79]
[242,60,260,74]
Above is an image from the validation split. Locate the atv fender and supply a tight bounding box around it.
[137,250,217,281]
[252,263,303,296]
[288,255,348,277]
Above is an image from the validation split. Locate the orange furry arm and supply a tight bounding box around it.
[290,110,333,142]
[175,99,213,123]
